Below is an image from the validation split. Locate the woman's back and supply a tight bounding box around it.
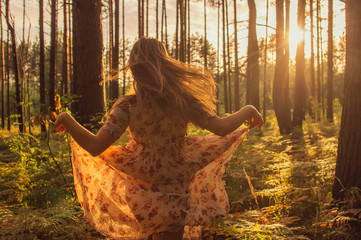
[128,95,188,147]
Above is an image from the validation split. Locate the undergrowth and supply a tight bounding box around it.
[0,112,357,239]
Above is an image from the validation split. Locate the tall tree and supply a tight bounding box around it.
[39,0,46,134]
[62,0,68,96]
[316,0,321,120]
[216,0,220,113]
[326,0,333,121]
[109,0,113,101]
[222,0,229,113]
[68,0,73,94]
[6,0,24,132]
[175,0,179,60]
[273,0,291,134]
[138,0,144,38]
[246,0,260,111]
[263,0,269,122]
[293,0,306,127]
[146,0,149,36]
[179,0,186,62]
[111,0,120,100]
[187,0,191,64]
[225,0,232,112]
[233,0,239,110]
[1,0,5,129]
[122,0,126,95]
[332,0,361,200]
[72,0,105,126]
[156,0,159,39]
[49,0,58,112]
[309,0,315,118]
[204,0,207,68]
[6,21,10,130]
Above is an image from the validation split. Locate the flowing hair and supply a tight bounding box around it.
[126,37,216,126]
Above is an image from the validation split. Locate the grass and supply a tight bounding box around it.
[0,112,358,239]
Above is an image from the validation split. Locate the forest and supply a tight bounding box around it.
[0,0,361,239]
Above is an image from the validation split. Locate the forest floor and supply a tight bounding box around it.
[0,112,359,239]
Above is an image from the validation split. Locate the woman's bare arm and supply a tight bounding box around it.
[204,105,263,137]
[54,112,117,156]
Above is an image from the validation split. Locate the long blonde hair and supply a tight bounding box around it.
[127,37,216,126]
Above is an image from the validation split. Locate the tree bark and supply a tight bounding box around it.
[293,0,306,127]
[327,0,333,121]
[273,0,291,134]
[62,0,68,96]
[316,0,321,120]
[39,0,46,134]
[233,0,239,110]
[72,0,105,127]
[6,0,24,133]
[225,0,232,112]
[138,0,144,38]
[111,0,120,100]
[246,0,260,111]
[156,0,159,39]
[222,0,229,113]
[204,0,207,68]
[49,0,58,112]
[122,0,125,95]
[1,0,5,129]
[263,0,269,122]
[309,0,315,118]
[332,0,361,200]
[6,25,10,130]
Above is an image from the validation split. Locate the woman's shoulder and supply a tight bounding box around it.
[115,94,137,106]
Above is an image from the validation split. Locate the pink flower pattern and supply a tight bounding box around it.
[71,95,248,239]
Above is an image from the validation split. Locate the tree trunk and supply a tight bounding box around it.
[246,0,260,111]
[233,0,239,110]
[309,0,315,118]
[316,0,321,120]
[68,0,73,97]
[204,0,207,68]
[164,0,168,50]
[156,0,159,39]
[187,0,190,64]
[6,25,10,130]
[326,0,333,121]
[138,0,144,38]
[222,0,229,113]
[179,0,186,62]
[72,0,105,127]
[332,0,361,200]
[273,0,291,134]
[122,0,125,95]
[6,0,24,133]
[109,0,113,101]
[49,0,58,112]
[263,0,269,122]
[216,0,220,114]
[146,0,148,36]
[225,0,232,112]
[111,0,120,100]
[1,0,5,129]
[62,0,68,96]
[293,0,306,127]
[39,0,46,134]
[175,0,179,60]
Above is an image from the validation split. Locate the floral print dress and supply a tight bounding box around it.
[71,95,248,240]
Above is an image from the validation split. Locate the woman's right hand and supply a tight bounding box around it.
[248,107,263,129]
[54,112,70,133]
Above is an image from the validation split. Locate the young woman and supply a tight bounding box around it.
[55,37,263,240]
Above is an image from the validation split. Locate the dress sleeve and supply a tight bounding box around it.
[101,97,130,139]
